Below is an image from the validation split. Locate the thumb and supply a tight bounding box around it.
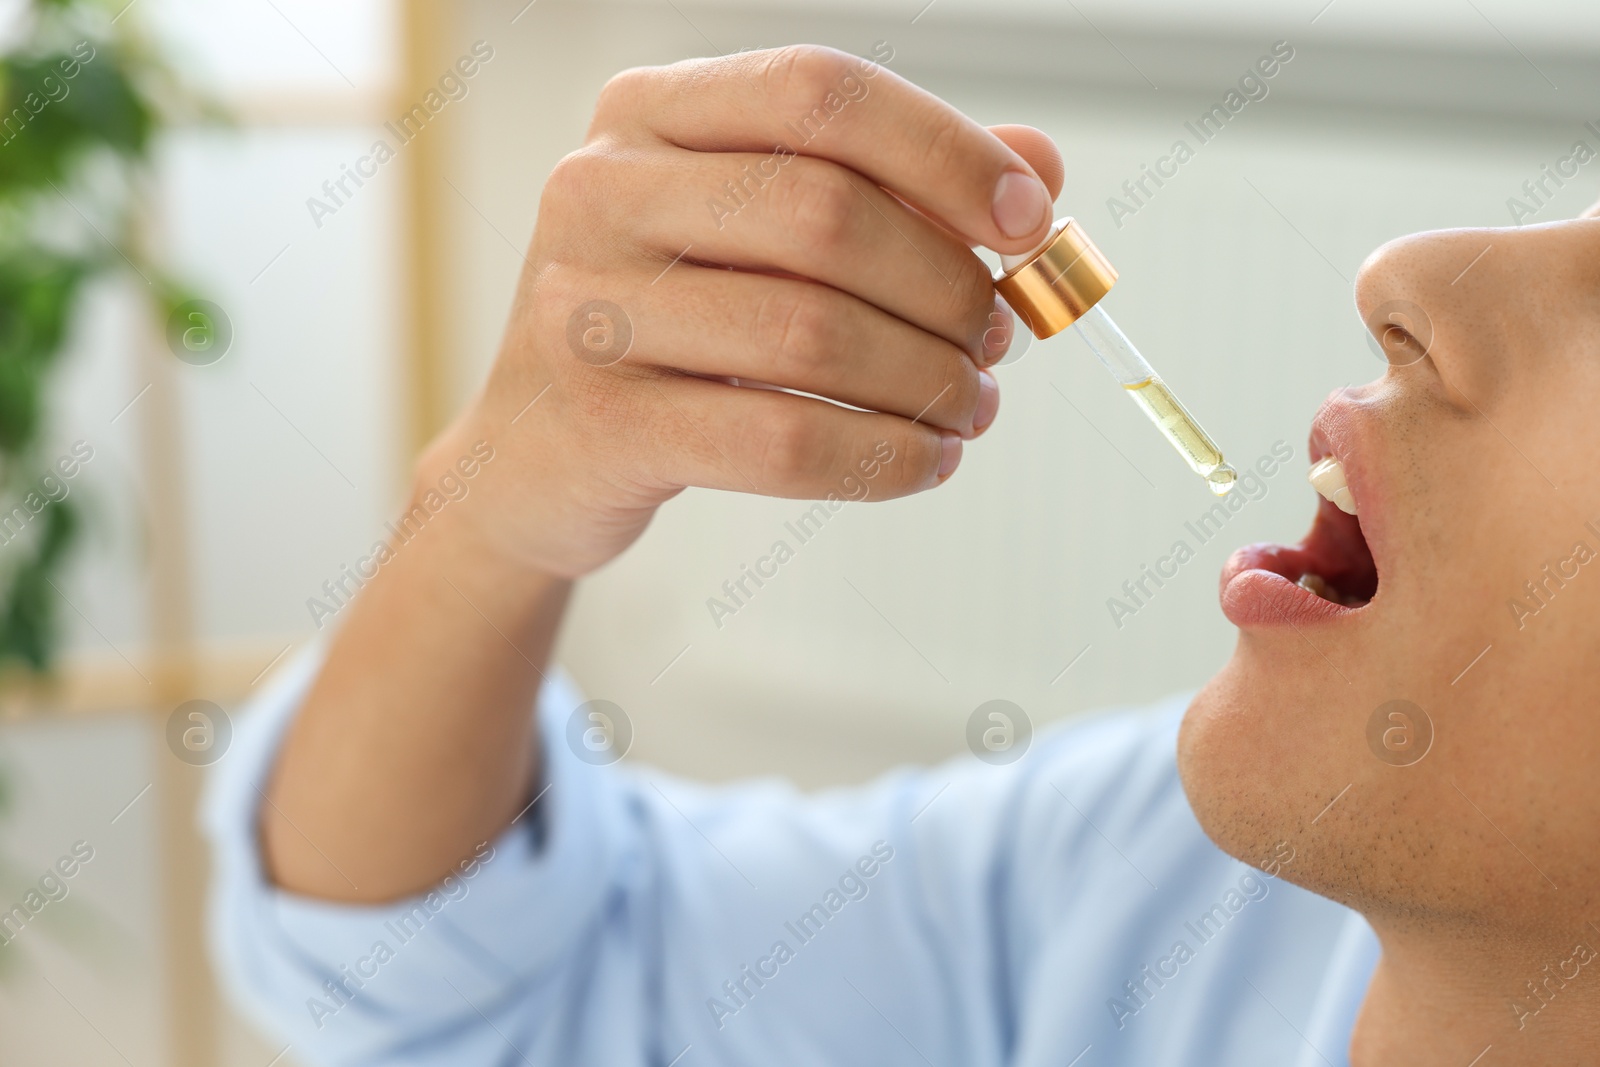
[987,125,1064,203]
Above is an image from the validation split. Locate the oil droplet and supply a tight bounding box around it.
[1206,463,1238,496]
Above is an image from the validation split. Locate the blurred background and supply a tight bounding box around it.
[1,0,1597,1062]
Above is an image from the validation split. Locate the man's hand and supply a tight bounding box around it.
[442,43,1066,579]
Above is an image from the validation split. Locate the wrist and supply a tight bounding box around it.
[407,416,554,591]
[416,379,666,580]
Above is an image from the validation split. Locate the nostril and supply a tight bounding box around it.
[1378,325,1422,364]
[1363,298,1435,368]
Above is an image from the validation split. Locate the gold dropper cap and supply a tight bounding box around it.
[993,217,1118,339]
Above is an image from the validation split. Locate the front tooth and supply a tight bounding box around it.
[1297,573,1335,601]
[1308,457,1358,516]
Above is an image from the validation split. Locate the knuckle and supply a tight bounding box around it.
[859,431,934,496]
[528,260,579,327]
[950,247,994,306]
[527,266,630,376]
[541,147,605,213]
[944,360,984,428]
[913,357,981,433]
[916,109,968,181]
[527,264,584,341]
[775,163,859,252]
[593,65,652,122]
[909,431,945,487]
[755,288,838,380]
[761,44,852,111]
[949,254,998,341]
[881,432,936,493]
[756,411,830,485]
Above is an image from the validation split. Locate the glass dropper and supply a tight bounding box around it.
[993,218,1237,496]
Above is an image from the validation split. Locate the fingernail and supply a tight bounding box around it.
[972,370,999,434]
[992,170,1051,241]
[938,432,962,480]
[981,297,1014,365]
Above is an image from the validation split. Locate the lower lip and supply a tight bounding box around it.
[1219,546,1359,628]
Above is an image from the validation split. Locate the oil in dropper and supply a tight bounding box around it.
[1125,378,1238,496]
[991,217,1237,496]
[1071,304,1238,496]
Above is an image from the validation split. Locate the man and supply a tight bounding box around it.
[207,45,1600,1065]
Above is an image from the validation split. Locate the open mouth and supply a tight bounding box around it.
[1219,413,1380,627]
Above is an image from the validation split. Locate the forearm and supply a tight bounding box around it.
[262,426,572,902]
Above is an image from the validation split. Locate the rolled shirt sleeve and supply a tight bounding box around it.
[203,650,636,1064]
[205,652,1359,1066]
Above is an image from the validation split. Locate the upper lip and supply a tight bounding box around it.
[1308,387,1382,544]
[1302,386,1388,604]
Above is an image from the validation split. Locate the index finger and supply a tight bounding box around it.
[596,45,1057,255]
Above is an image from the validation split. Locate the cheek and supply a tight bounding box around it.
[1445,525,1600,890]
[1362,391,1506,640]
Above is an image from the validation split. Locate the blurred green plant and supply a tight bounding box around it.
[0,0,209,674]
[0,0,208,979]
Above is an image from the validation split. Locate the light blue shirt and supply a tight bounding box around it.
[204,651,1379,1066]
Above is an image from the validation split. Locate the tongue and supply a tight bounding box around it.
[1296,499,1377,603]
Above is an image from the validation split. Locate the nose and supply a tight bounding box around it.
[1352,227,1503,371]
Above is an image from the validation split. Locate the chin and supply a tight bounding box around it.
[1177,641,1368,903]
[1177,657,1282,868]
